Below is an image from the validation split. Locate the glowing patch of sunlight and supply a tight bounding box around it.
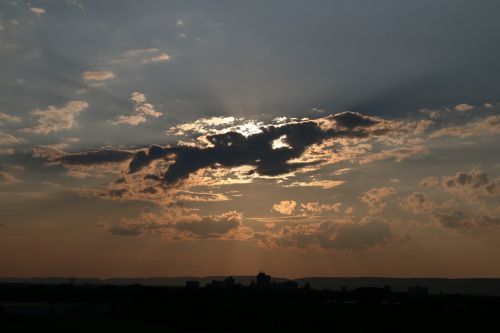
[234,121,263,137]
[272,135,291,149]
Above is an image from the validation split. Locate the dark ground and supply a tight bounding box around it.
[1,283,499,332]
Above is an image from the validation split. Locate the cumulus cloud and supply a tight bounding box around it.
[106,209,245,240]
[130,92,146,104]
[0,171,16,183]
[420,176,439,187]
[0,112,22,124]
[0,130,23,146]
[30,7,45,16]
[359,146,428,164]
[272,200,297,215]
[403,192,435,214]
[140,53,171,63]
[454,103,474,112]
[430,115,500,138]
[175,211,243,238]
[260,217,393,251]
[21,101,88,135]
[300,202,342,214]
[111,92,161,125]
[82,71,115,81]
[111,115,146,126]
[441,167,500,199]
[434,211,500,229]
[360,187,397,213]
[114,48,171,65]
[0,148,14,155]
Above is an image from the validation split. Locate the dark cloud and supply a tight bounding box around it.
[106,210,243,239]
[114,177,126,184]
[55,149,135,165]
[331,111,379,129]
[434,211,500,229]
[129,113,380,185]
[108,222,165,237]
[141,186,158,194]
[109,188,128,197]
[322,218,392,250]
[270,217,393,251]
[441,168,500,198]
[174,211,242,238]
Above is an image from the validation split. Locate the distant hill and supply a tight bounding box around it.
[2,276,500,296]
[0,276,287,287]
[294,277,500,296]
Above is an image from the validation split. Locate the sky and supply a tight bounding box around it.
[1,0,500,278]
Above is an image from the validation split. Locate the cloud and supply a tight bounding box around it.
[111,115,146,126]
[288,180,345,189]
[34,147,136,179]
[175,211,243,238]
[360,187,397,213]
[272,200,297,215]
[0,112,22,124]
[261,217,393,251]
[0,130,23,146]
[82,71,115,81]
[176,20,184,27]
[0,171,16,183]
[434,211,500,229]
[430,115,500,138]
[359,146,428,164]
[300,202,342,214]
[20,101,88,135]
[130,92,146,104]
[140,53,171,63]
[30,7,45,16]
[106,209,245,240]
[114,48,171,65]
[403,192,435,214]
[111,92,161,126]
[454,103,474,112]
[54,149,136,165]
[441,167,500,199]
[167,116,238,136]
[0,148,14,155]
[34,137,80,152]
[130,112,385,186]
[420,176,439,187]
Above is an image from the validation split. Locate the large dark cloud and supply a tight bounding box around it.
[129,112,381,185]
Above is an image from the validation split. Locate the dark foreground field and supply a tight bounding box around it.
[1,283,499,332]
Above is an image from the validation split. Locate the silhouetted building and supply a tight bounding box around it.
[185,280,200,288]
[408,286,429,297]
[224,276,235,287]
[206,276,239,289]
[256,272,271,289]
